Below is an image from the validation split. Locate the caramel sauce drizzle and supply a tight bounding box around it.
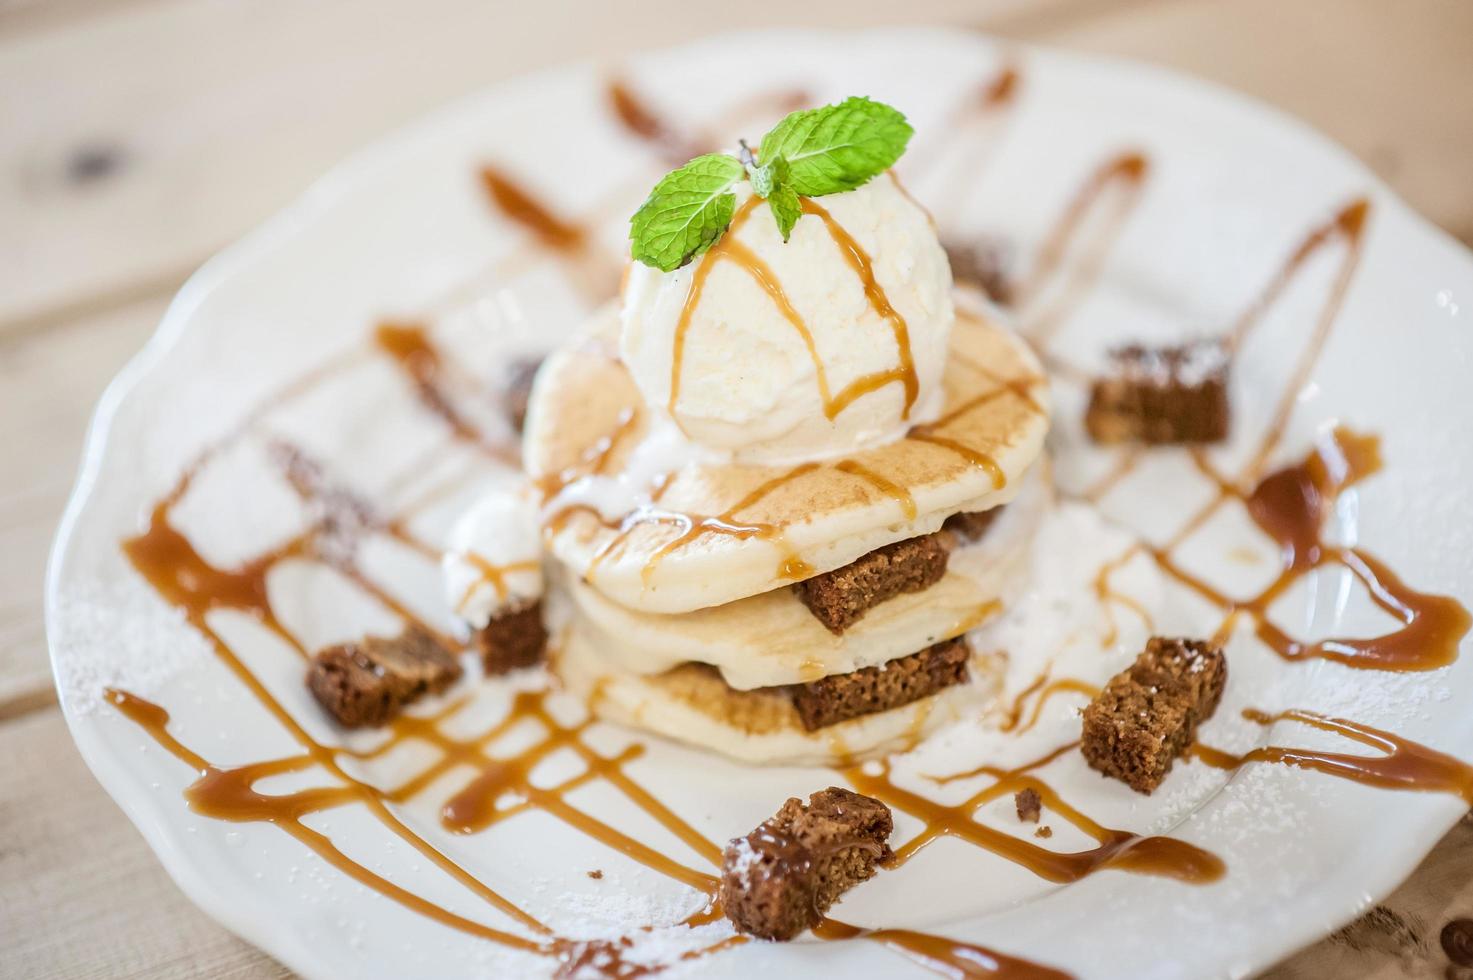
[800,195,920,417]
[846,750,1224,885]
[1014,152,1149,345]
[479,166,586,252]
[1026,158,1466,673]
[996,669,1048,733]
[906,61,1023,213]
[818,920,1071,980]
[606,79,808,167]
[667,196,761,422]
[667,184,921,430]
[983,65,1020,108]
[116,509,549,936]
[589,462,820,584]
[906,432,1007,489]
[1234,200,1370,481]
[1149,427,1470,671]
[1192,708,1473,805]
[1093,547,1154,648]
[537,404,642,502]
[112,424,1128,979]
[714,233,838,408]
[998,674,1102,737]
[373,322,517,463]
[606,79,702,165]
[834,459,918,521]
[456,555,540,609]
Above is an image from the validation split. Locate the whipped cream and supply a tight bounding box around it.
[442,488,544,629]
[620,172,954,465]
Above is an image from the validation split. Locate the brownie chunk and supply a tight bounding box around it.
[1014,787,1041,823]
[788,637,970,731]
[720,787,893,940]
[307,626,461,727]
[1086,339,1230,445]
[477,600,547,675]
[1081,636,1228,794]
[943,236,1014,305]
[943,507,1001,544]
[501,356,543,434]
[793,533,949,634]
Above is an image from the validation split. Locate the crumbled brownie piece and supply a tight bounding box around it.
[793,533,949,634]
[1081,636,1228,794]
[307,626,461,727]
[502,356,543,433]
[477,600,547,675]
[1086,339,1230,445]
[1014,787,1041,823]
[720,787,893,940]
[943,236,1014,305]
[943,507,1001,544]
[1035,826,1052,839]
[788,637,970,731]
[587,869,603,880]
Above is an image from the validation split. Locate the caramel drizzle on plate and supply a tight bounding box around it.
[607,78,809,167]
[1012,151,1149,346]
[1143,427,1471,672]
[455,555,540,610]
[1010,146,1467,673]
[479,166,585,251]
[98,65,1473,980]
[850,744,1225,885]
[373,322,514,460]
[1192,709,1473,805]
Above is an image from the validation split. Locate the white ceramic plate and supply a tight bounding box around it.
[48,27,1473,980]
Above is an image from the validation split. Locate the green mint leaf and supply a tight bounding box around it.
[758,96,912,197]
[629,153,746,272]
[747,154,789,199]
[767,183,802,241]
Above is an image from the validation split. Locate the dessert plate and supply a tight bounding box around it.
[47,26,1473,979]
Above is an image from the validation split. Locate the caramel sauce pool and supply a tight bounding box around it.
[1155,428,1470,672]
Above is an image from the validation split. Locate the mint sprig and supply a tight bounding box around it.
[758,96,912,197]
[629,96,912,268]
[629,153,746,273]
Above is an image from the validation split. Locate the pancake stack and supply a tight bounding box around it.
[524,303,1052,765]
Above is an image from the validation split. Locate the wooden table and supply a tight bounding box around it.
[3,1,1470,976]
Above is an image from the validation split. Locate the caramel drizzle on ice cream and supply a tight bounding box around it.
[667,178,921,430]
[799,195,920,416]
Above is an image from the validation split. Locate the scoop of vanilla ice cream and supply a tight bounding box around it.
[620,172,954,464]
[442,488,543,629]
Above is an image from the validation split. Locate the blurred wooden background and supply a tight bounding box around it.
[2,1,1471,976]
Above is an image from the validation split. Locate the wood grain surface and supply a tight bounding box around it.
[3,1,1470,976]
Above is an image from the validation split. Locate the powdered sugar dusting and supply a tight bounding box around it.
[1113,338,1229,389]
[52,575,214,714]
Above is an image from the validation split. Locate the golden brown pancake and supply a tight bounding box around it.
[555,620,1004,766]
[525,303,1049,614]
[562,459,1049,689]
